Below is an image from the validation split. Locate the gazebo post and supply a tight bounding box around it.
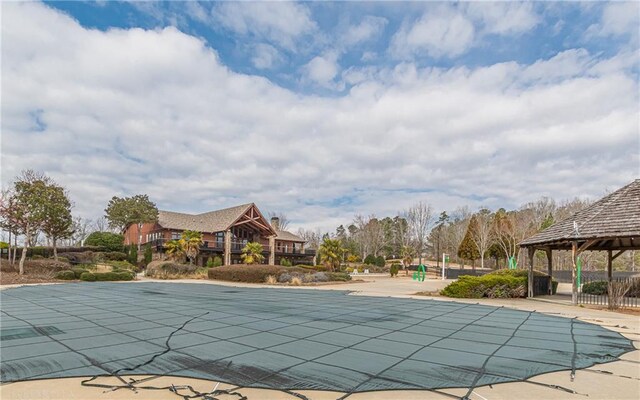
[545,248,553,295]
[571,241,578,305]
[528,247,535,298]
[607,250,613,283]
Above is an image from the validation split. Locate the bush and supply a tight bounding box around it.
[390,263,400,277]
[363,255,376,265]
[71,267,89,279]
[58,251,96,264]
[107,260,138,272]
[145,261,201,279]
[32,255,44,260]
[80,272,96,281]
[127,245,138,265]
[144,245,152,266]
[209,264,286,283]
[84,232,124,252]
[375,255,386,267]
[582,280,608,295]
[326,272,352,282]
[100,251,128,262]
[55,270,76,280]
[280,258,292,267]
[80,271,134,281]
[23,259,71,274]
[441,270,531,298]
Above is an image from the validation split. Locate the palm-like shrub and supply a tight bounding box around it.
[180,230,203,265]
[241,242,265,265]
[319,238,343,272]
[163,239,185,262]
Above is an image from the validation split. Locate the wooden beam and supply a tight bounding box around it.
[611,250,626,261]
[577,239,597,254]
[528,247,535,298]
[607,250,613,283]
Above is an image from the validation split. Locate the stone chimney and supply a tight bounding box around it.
[270,217,280,230]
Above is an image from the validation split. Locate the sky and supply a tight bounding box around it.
[2,1,639,233]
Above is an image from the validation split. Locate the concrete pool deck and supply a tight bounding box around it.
[1,275,639,400]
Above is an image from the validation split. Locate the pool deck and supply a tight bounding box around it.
[1,275,639,400]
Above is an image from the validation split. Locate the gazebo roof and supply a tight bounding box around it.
[520,179,640,251]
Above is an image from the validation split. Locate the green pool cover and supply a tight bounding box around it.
[0,282,634,394]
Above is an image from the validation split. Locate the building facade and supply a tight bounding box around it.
[123,203,314,266]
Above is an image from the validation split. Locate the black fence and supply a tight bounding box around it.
[552,270,639,283]
[578,276,640,308]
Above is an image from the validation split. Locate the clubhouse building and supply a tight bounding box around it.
[123,203,314,266]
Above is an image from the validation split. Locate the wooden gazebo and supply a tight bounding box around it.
[520,179,640,304]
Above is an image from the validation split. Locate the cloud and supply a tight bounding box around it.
[390,6,475,59]
[251,43,282,69]
[343,15,388,47]
[302,52,340,86]
[465,2,540,35]
[3,2,638,233]
[587,2,640,38]
[211,2,316,51]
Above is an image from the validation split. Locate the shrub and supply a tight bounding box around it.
[127,245,138,265]
[441,273,527,299]
[326,272,352,282]
[107,260,139,272]
[290,277,302,286]
[312,272,329,282]
[23,259,71,274]
[206,256,223,268]
[363,255,376,265]
[84,232,124,252]
[143,245,153,266]
[79,272,96,282]
[32,255,44,260]
[209,265,286,283]
[390,263,400,277]
[57,256,69,263]
[146,261,200,279]
[265,275,278,284]
[347,254,360,263]
[58,251,96,264]
[55,270,76,280]
[375,255,386,267]
[280,258,292,267]
[582,280,608,295]
[71,267,89,279]
[80,271,134,281]
[100,251,128,261]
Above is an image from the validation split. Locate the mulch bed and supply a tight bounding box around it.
[0,271,65,286]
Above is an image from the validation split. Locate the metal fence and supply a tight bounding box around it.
[578,276,640,308]
[553,270,639,283]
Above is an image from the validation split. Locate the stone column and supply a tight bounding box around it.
[269,236,276,265]
[224,229,232,265]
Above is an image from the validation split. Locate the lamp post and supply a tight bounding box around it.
[442,253,449,280]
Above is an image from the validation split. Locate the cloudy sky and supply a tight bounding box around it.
[2,1,639,232]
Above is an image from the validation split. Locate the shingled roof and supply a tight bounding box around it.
[274,229,305,242]
[158,203,254,233]
[520,179,640,251]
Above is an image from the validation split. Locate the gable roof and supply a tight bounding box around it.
[157,203,254,233]
[520,179,640,250]
[275,229,305,242]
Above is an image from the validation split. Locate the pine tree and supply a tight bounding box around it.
[457,216,480,270]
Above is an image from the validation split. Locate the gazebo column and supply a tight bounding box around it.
[607,250,613,283]
[546,248,553,295]
[571,241,578,305]
[269,236,275,265]
[527,247,535,298]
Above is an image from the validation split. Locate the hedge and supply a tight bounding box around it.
[55,270,76,280]
[208,265,286,283]
[80,271,135,281]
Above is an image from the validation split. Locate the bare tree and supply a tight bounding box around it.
[353,215,386,259]
[297,228,321,265]
[71,217,93,246]
[406,201,434,265]
[469,208,494,269]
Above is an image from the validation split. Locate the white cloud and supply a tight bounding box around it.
[465,2,540,35]
[251,43,282,69]
[587,2,640,38]
[3,2,638,233]
[343,15,388,47]
[302,52,339,86]
[211,2,316,51]
[390,6,475,59]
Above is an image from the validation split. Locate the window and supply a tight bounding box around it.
[171,232,180,240]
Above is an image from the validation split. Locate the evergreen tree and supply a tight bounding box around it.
[458,217,480,270]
